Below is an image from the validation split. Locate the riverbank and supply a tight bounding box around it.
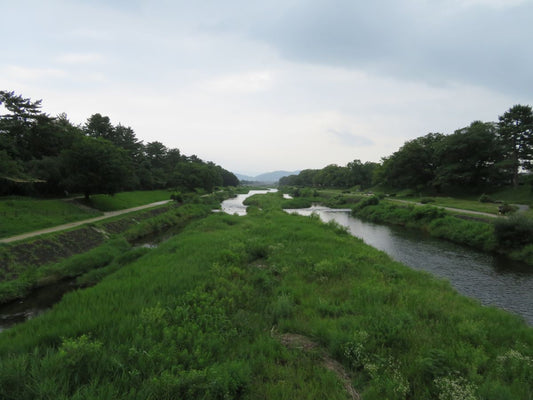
[350,198,533,265]
[1,200,531,399]
[0,193,226,304]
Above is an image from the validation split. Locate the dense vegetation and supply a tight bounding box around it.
[0,90,239,198]
[1,194,532,399]
[281,105,533,195]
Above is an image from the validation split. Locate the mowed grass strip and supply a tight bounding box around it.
[0,207,532,399]
[0,197,102,239]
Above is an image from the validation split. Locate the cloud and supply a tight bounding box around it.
[329,130,375,147]
[245,0,533,97]
[205,71,274,93]
[56,53,104,65]
[4,65,67,81]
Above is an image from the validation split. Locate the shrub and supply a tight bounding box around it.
[479,193,494,203]
[494,215,533,249]
[355,195,380,210]
[170,192,183,203]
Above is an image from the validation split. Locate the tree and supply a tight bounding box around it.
[380,133,445,191]
[433,121,507,192]
[84,113,115,141]
[498,104,533,187]
[60,137,132,199]
[0,90,54,161]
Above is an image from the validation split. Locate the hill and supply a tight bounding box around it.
[235,170,300,183]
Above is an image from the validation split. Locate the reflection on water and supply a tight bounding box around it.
[221,189,277,215]
[287,206,533,325]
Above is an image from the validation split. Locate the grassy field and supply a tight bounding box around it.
[84,190,173,211]
[0,196,532,399]
[0,197,102,239]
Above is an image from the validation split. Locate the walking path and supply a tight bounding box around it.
[0,200,172,244]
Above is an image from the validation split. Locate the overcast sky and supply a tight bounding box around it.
[1,0,532,176]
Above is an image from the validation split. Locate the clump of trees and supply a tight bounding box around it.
[279,159,379,189]
[0,90,239,198]
[378,105,533,193]
[281,105,533,195]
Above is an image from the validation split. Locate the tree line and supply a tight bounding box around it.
[280,105,533,194]
[0,91,239,199]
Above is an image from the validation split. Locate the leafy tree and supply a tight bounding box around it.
[84,113,115,141]
[433,121,507,192]
[0,90,55,162]
[60,137,132,199]
[346,159,379,189]
[498,104,533,187]
[380,133,445,191]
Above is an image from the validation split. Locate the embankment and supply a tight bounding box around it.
[0,197,219,303]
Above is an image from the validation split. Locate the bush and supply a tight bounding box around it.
[170,192,183,203]
[494,215,533,249]
[355,195,380,210]
[479,194,494,203]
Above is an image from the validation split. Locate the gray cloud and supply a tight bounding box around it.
[244,0,533,98]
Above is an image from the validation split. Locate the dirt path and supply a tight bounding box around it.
[0,200,172,244]
[275,332,360,400]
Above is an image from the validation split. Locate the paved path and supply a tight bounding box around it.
[0,200,172,244]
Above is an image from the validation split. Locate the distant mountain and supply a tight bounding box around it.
[235,170,300,183]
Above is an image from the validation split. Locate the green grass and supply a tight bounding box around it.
[0,199,532,399]
[402,196,501,215]
[0,197,102,239]
[85,190,173,211]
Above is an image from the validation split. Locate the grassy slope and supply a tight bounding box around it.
[0,197,102,239]
[0,190,175,239]
[84,190,172,211]
[0,199,532,399]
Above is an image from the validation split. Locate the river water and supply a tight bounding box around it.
[285,205,533,325]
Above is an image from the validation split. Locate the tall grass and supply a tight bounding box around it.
[0,206,532,399]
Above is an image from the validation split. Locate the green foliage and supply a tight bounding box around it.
[498,105,533,187]
[354,195,380,210]
[87,190,171,211]
[494,215,533,249]
[479,193,495,203]
[0,91,239,198]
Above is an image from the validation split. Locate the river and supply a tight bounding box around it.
[285,205,533,325]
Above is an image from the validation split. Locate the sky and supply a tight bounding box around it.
[1,0,532,176]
